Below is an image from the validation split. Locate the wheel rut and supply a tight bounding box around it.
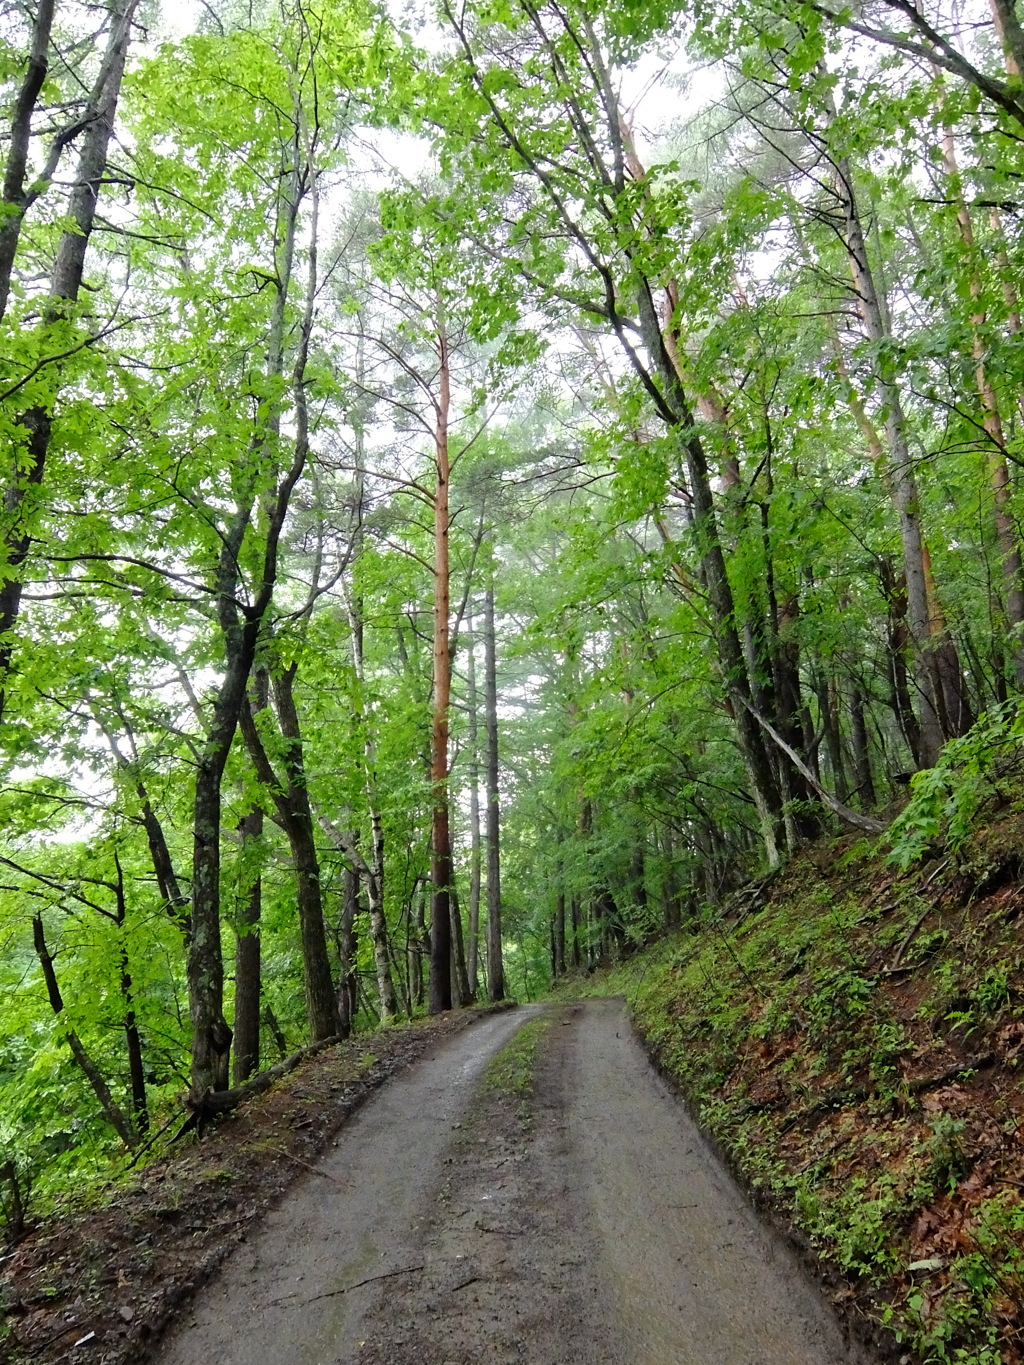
[151,999,876,1365]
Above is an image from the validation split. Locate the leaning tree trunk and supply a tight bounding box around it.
[33,913,137,1148]
[111,855,148,1134]
[615,117,786,863]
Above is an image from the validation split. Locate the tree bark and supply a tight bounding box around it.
[0,0,57,326]
[112,855,148,1134]
[553,891,566,977]
[238,667,340,1043]
[233,789,264,1086]
[849,682,877,809]
[0,0,139,719]
[616,119,785,863]
[345,551,399,1023]
[450,877,473,1006]
[337,861,359,1037]
[465,615,482,996]
[990,0,1024,77]
[570,896,582,969]
[430,315,454,1015]
[483,577,505,1002]
[32,914,137,1148]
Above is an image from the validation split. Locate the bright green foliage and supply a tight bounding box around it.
[2,17,1024,1355]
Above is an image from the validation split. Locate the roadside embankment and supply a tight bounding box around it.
[573,822,1024,1365]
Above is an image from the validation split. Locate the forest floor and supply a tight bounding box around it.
[575,814,1024,1365]
[2,995,869,1365]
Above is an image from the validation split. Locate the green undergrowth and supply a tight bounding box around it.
[571,823,1024,1365]
[484,1015,553,1107]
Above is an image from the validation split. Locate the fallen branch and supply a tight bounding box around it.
[735,695,887,835]
[182,1033,347,1132]
[907,1054,995,1093]
[125,1102,188,1168]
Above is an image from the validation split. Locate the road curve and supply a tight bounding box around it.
[150,999,873,1365]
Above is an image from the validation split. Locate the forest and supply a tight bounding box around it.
[2,0,1024,1221]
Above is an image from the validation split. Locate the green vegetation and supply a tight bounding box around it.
[572,819,1024,1364]
[7,14,1024,1353]
[484,1017,554,1103]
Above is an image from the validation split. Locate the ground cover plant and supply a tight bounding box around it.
[585,798,1024,1364]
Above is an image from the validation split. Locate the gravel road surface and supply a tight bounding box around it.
[151,999,873,1365]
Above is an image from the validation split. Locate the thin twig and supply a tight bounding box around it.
[265,1146,352,1187]
[268,1263,424,1309]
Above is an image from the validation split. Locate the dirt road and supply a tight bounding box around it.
[152,999,873,1365]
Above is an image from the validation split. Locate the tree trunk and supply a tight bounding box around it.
[990,0,1024,77]
[465,616,482,996]
[233,802,264,1086]
[450,877,473,1006]
[186,129,316,1094]
[483,577,505,1002]
[430,316,454,1015]
[815,673,849,802]
[849,682,876,809]
[33,914,136,1148]
[268,666,342,1040]
[189,618,258,1095]
[110,855,148,1134]
[833,156,946,765]
[367,809,398,1023]
[554,885,566,978]
[263,1002,289,1059]
[659,826,682,931]
[346,573,399,1024]
[0,0,56,326]
[0,0,138,718]
[413,888,427,1009]
[618,125,785,863]
[938,124,1024,688]
[337,862,359,1037]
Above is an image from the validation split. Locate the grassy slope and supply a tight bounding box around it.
[570,818,1024,1365]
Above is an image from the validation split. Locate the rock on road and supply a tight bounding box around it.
[152,999,873,1365]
